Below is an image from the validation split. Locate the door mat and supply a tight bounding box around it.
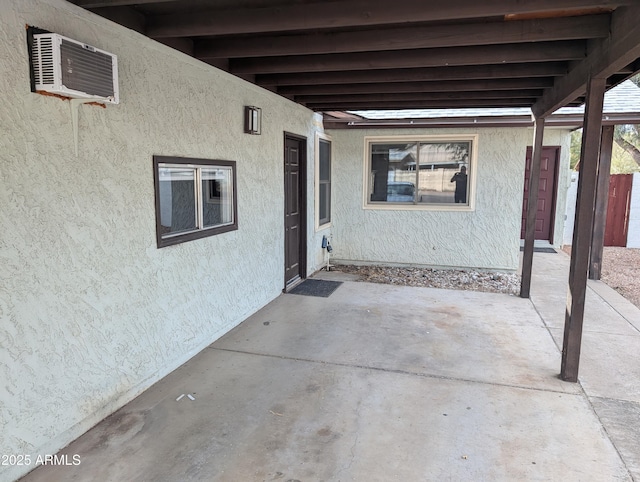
[519,247,557,253]
[288,279,343,297]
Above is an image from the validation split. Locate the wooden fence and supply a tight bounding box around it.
[605,174,633,246]
[563,172,640,248]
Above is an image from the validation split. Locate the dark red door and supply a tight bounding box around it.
[521,147,560,241]
[284,135,306,289]
[604,174,633,246]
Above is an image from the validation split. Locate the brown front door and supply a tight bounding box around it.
[521,146,560,241]
[284,134,306,289]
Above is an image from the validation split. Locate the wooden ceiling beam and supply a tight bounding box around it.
[295,90,544,104]
[72,0,173,7]
[534,3,640,117]
[606,60,640,88]
[202,58,231,72]
[70,0,639,114]
[157,37,195,57]
[230,42,585,75]
[278,78,553,96]
[146,0,631,38]
[256,63,567,87]
[305,98,536,110]
[86,6,146,33]
[196,15,609,59]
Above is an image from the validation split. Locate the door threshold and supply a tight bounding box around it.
[519,240,555,248]
[284,276,304,293]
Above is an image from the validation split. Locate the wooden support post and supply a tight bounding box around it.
[561,76,606,382]
[520,116,545,298]
[589,125,614,280]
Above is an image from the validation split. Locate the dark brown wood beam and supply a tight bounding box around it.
[202,58,230,72]
[296,90,543,104]
[305,98,536,110]
[278,78,553,96]
[230,42,585,75]
[73,0,173,7]
[235,73,256,84]
[618,60,640,75]
[88,6,146,33]
[257,63,568,87]
[157,37,195,57]
[505,7,614,20]
[589,125,614,280]
[533,3,640,117]
[196,15,609,59]
[520,116,546,298]
[561,75,606,383]
[146,0,632,38]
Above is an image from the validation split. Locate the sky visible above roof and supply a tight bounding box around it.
[349,80,640,120]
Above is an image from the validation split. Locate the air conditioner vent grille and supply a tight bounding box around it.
[60,39,115,98]
[32,36,55,85]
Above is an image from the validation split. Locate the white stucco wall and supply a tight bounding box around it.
[531,127,573,248]
[327,127,571,271]
[628,173,640,248]
[563,171,580,245]
[0,2,323,480]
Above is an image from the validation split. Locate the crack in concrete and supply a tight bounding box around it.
[209,346,577,396]
[333,399,362,480]
[529,295,564,353]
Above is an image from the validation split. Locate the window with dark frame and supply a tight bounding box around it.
[365,136,475,208]
[318,137,332,227]
[153,156,237,247]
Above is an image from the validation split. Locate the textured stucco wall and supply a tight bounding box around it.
[0,2,322,479]
[628,173,640,248]
[563,172,580,246]
[328,127,571,271]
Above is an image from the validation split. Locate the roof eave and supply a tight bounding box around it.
[323,112,640,129]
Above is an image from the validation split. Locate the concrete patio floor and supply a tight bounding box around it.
[20,251,640,481]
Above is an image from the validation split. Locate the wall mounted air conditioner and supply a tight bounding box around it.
[31,33,119,104]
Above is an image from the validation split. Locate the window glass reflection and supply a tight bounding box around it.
[159,167,196,235]
[369,143,417,203]
[417,142,470,204]
[202,167,233,228]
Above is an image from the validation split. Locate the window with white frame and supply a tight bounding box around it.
[153,156,237,247]
[364,135,476,209]
[316,133,332,228]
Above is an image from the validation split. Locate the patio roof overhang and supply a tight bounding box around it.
[68,0,640,383]
[67,0,640,116]
[322,110,640,129]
